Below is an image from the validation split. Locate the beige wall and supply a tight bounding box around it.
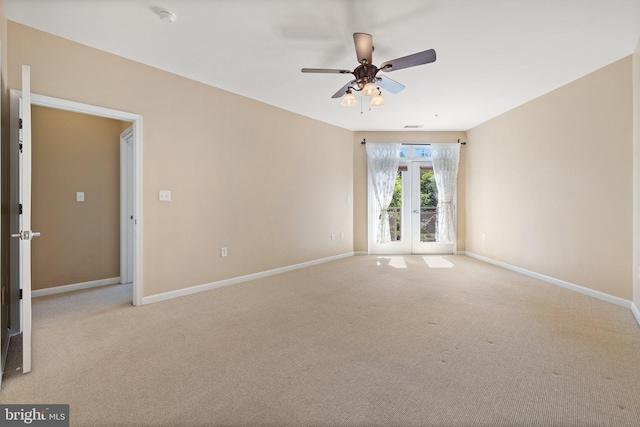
[7,20,636,307]
[633,39,640,311]
[353,131,467,252]
[31,106,125,290]
[466,57,633,300]
[8,22,354,297]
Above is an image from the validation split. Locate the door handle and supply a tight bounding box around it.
[11,230,41,240]
[412,210,420,214]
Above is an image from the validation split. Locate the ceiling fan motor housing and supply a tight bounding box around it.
[353,64,379,89]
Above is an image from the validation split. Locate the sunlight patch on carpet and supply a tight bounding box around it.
[423,256,454,268]
[376,256,407,269]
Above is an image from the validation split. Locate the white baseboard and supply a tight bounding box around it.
[354,251,464,256]
[463,251,632,309]
[142,252,355,305]
[32,277,121,298]
[632,303,640,327]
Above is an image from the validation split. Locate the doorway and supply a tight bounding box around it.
[29,105,131,299]
[368,146,455,255]
[10,92,144,307]
[8,87,143,376]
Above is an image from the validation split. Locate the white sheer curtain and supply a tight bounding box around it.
[366,143,401,244]
[431,143,460,245]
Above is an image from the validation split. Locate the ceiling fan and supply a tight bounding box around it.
[301,33,436,107]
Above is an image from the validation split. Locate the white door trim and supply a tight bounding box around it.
[11,91,144,307]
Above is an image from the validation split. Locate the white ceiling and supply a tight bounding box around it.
[6,0,640,131]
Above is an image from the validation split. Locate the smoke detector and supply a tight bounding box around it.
[158,10,177,23]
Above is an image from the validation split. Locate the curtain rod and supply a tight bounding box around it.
[360,138,467,145]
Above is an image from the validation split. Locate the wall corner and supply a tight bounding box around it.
[633,38,640,315]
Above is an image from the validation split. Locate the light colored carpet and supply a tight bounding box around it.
[1,255,639,426]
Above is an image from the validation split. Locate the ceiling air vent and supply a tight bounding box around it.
[403,125,423,129]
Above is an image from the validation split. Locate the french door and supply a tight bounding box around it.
[369,161,455,255]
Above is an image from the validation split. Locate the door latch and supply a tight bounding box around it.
[11,230,41,240]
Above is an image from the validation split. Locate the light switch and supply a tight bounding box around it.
[159,190,171,202]
[77,192,84,202]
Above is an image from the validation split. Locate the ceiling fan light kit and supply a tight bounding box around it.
[302,32,436,109]
[361,82,379,97]
[370,92,386,108]
[340,89,358,107]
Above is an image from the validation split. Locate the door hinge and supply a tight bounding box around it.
[19,143,23,153]
[19,204,23,215]
[19,289,23,300]
[19,118,23,129]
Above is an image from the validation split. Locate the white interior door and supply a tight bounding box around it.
[13,65,39,374]
[120,127,134,284]
[120,128,134,285]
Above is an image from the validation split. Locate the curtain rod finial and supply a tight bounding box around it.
[361,139,366,145]
[458,139,467,145]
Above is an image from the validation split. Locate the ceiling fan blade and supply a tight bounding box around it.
[380,49,436,72]
[375,75,405,94]
[301,68,352,74]
[353,32,373,65]
[331,80,356,98]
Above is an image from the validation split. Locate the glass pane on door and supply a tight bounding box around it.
[419,168,438,242]
[389,170,402,241]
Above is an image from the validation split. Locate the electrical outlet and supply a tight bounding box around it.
[159,190,171,202]
[481,233,486,241]
[331,233,335,240]
[340,232,344,239]
[76,192,84,202]
[221,247,228,257]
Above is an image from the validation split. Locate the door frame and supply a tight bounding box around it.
[9,91,144,311]
[367,146,456,255]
